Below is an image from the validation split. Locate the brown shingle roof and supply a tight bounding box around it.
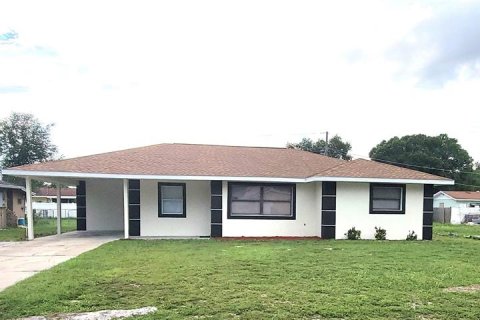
[34,187,77,197]
[8,143,344,179]
[6,143,451,182]
[315,158,451,181]
[443,191,480,200]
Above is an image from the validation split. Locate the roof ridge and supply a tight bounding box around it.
[172,142,288,150]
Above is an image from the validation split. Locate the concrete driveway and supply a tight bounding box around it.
[0,231,121,291]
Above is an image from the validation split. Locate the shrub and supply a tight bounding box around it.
[374,227,386,240]
[345,227,361,240]
[406,230,417,241]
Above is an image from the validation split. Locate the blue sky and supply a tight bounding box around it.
[0,0,479,161]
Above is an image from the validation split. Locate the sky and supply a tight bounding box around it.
[0,0,479,161]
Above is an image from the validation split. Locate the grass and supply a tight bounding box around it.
[1,224,480,319]
[0,218,77,241]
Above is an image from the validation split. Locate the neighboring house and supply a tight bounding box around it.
[0,180,26,227]
[32,187,77,218]
[3,143,453,240]
[434,191,480,224]
[33,187,77,203]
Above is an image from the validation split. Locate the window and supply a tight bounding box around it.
[370,183,406,214]
[228,183,296,219]
[0,192,4,207]
[17,197,23,205]
[158,183,186,218]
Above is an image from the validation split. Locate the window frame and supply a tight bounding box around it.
[369,183,406,214]
[227,182,296,220]
[158,182,187,218]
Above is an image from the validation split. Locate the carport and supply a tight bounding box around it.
[1,173,128,241]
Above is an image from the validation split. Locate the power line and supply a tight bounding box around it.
[454,183,480,189]
[286,136,480,177]
[286,136,480,189]
[367,157,480,176]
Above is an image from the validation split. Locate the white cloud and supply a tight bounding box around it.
[389,1,480,87]
[0,0,479,162]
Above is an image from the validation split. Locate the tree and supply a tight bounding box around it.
[0,112,58,184]
[287,135,352,160]
[369,134,478,190]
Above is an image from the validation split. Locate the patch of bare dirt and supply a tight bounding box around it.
[443,284,480,293]
[17,306,157,320]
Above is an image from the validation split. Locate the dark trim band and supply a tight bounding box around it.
[128,179,141,236]
[76,181,86,231]
[422,184,434,240]
[211,181,223,237]
[321,181,336,239]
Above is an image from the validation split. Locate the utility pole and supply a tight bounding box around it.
[324,131,329,156]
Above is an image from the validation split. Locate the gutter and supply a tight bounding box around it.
[2,169,455,185]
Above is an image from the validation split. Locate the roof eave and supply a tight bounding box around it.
[2,169,306,183]
[3,169,455,185]
[0,185,26,192]
[307,176,454,185]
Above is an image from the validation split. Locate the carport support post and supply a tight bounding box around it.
[56,184,62,235]
[123,179,129,239]
[26,177,34,240]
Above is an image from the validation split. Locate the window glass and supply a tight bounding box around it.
[231,186,261,201]
[263,201,291,215]
[162,199,183,214]
[162,185,183,199]
[263,186,292,201]
[231,201,261,215]
[372,187,401,199]
[372,199,400,210]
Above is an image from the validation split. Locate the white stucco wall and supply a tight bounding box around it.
[222,182,321,237]
[86,179,124,231]
[140,180,211,237]
[336,182,424,240]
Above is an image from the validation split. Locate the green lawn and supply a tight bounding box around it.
[1,224,480,320]
[0,218,77,241]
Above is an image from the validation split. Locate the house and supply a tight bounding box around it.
[0,180,26,228]
[32,187,77,219]
[2,143,454,240]
[33,187,77,203]
[434,191,480,224]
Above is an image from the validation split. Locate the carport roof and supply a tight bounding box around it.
[2,143,453,184]
[0,180,26,192]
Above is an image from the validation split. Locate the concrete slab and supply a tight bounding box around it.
[0,231,121,291]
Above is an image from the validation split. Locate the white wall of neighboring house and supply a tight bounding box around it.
[433,194,458,209]
[140,180,211,237]
[32,202,77,218]
[86,179,124,231]
[336,182,424,240]
[221,182,321,237]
